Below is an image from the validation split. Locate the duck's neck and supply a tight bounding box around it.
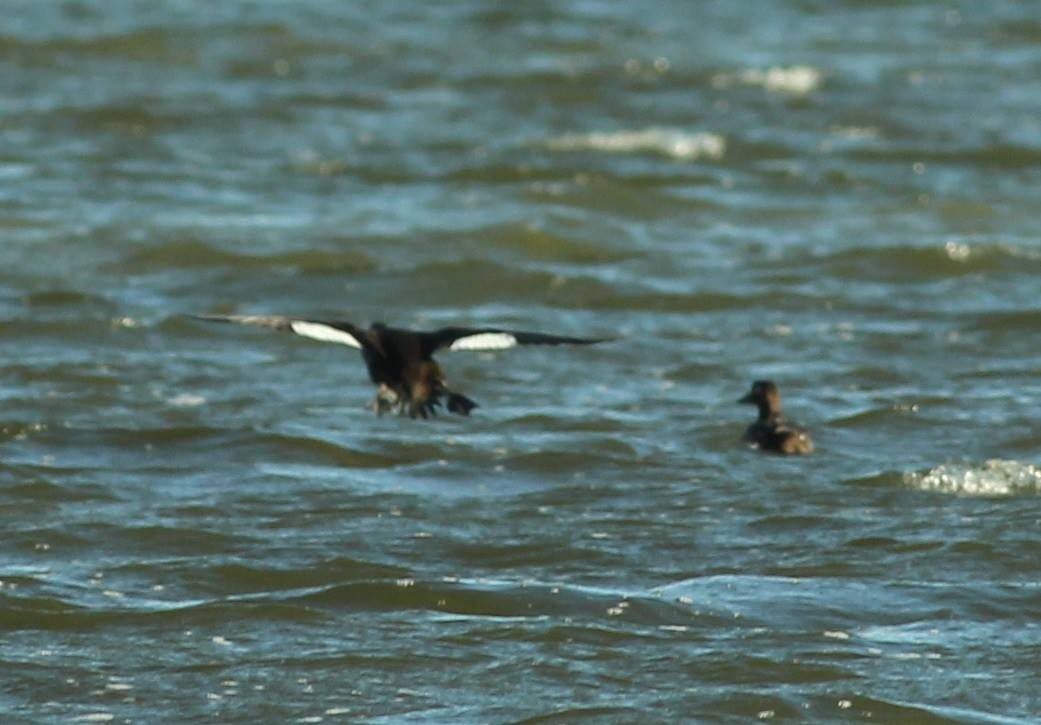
[757,400,780,422]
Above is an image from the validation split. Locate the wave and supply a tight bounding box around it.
[0,478,120,503]
[712,65,822,96]
[0,593,321,631]
[18,571,1037,636]
[656,574,1041,629]
[544,129,726,161]
[904,459,1041,497]
[0,27,198,64]
[0,575,705,632]
[9,425,406,470]
[117,239,375,274]
[21,289,113,308]
[847,142,1041,169]
[779,241,1041,285]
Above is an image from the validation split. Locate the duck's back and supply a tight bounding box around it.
[744,418,813,455]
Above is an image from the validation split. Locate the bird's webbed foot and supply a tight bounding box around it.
[409,398,441,419]
[445,391,478,416]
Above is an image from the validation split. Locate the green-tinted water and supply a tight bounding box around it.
[3,1,1041,721]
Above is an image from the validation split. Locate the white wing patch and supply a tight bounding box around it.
[448,332,519,351]
[289,321,362,348]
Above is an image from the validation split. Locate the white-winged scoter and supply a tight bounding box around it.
[192,315,609,419]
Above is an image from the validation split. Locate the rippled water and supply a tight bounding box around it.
[4,1,1041,721]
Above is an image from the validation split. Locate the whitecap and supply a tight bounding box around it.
[166,393,207,407]
[544,128,726,161]
[904,459,1041,497]
[713,65,822,96]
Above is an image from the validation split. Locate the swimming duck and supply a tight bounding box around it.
[192,315,608,419]
[738,380,814,455]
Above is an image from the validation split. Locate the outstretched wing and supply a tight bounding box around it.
[427,326,611,353]
[190,314,364,349]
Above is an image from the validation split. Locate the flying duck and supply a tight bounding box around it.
[738,380,814,455]
[191,314,609,419]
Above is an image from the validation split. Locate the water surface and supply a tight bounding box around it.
[3,1,1041,721]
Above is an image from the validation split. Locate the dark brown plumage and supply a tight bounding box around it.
[191,315,608,419]
[738,380,814,455]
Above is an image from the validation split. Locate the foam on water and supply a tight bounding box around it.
[544,128,726,160]
[165,393,206,407]
[712,65,822,95]
[904,459,1041,497]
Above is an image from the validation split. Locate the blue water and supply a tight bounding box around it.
[3,1,1041,721]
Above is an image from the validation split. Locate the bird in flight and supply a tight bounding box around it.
[191,315,609,419]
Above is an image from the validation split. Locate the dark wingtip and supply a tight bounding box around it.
[553,335,615,346]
